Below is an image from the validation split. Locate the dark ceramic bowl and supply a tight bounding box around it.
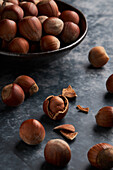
[0,0,88,66]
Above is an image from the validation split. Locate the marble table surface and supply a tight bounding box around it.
[0,0,113,169]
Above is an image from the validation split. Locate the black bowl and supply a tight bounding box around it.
[0,0,88,67]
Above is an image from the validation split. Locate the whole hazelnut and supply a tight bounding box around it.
[1,4,24,21]
[8,37,29,54]
[4,0,19,5]
[106,74,113,93]
[60,22,80,43]
[43,95,69,120]
[38,15,48,24]
[1,83,25,106]
[59,10,79,24]
[19,2,38,16]
[19,119,45,145]
[87,143,113,169]
[14,75,39,96]
[0,19,17,41]
[40,35,60,52]
[95,106,113,127]
[38,0,59,17]
[88,46,109,68]
[18,16,42,41]
[43,17,64,36]
[44,139,71,167]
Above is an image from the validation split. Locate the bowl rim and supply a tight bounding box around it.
[0,0,88,58]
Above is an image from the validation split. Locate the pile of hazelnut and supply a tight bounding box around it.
[0,0,80,54]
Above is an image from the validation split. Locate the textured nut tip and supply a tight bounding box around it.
[29,83,39,96]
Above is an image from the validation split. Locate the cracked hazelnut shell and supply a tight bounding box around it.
[43,95,69,120]
[1,83,25,106]
[19,119,45,145]
[44,139,71,167]
[14,75,39,96]
[87,143,113,169]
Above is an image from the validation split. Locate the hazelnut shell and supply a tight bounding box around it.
[20,2,38,16]
[106,74,113,93]
[43,95,69,120]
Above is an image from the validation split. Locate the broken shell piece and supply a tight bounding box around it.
[62,85,77,98]
[54,124,75,132]
[60,130,78,140]
[77,105,89,113]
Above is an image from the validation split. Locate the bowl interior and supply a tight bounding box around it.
[0,0,88,66]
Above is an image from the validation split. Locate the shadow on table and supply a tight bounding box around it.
[104,92,113,102]
[40,161,69,170]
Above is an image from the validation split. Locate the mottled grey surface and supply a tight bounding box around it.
[0,0,113,169]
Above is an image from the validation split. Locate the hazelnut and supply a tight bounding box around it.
[20,0,40,5]
[106,74,113,93]
[44,139,71,167]
[38,15,48,24]
[43,95,69,120]
[18,16,42,41]
[19,119,45,145]
[87,143,113,169]
[8,37,29,54]
[38,0,59,17]
[14,75,39,96]
[88,46,109,68]
[1,4,24,21]
[43,17,64,36]
[19,2,38,16]
[40,35,60,52]
[59,10,79,24]
[1,83,25,106]
[60,22,80,43]
[0,19,17,41]
[4,0,19,5]
[95,106,113,127]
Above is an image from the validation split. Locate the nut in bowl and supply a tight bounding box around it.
[0,0,88,66]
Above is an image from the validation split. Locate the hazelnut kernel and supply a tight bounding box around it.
[88,46,109,68]
[44,139,71,167]
[19,119,45,145]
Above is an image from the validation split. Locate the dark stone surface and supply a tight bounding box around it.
[0,0,113,169]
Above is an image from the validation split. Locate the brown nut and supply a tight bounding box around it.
[59,10,79,24]
[14,75,39,96]
[0,2,14,17]
[87,143,113,169]
[38,15,48,24]
[40,35,60,52]
[20,0,40,5]
[1,83,25,106]
[38,0,59,17]
[88,46,109,68]
[43,17,64,36]
[44,139,71,167]
[60,22,80,44]
[19,2,38,16]
[0,19,17,41]
[1,4,24,21]
[19,119,45,145]
[43,95,69,120]
[4,0,19,5]
[18,16,42,41]
[106,74,113,93]
[8,37,29,54]
[95,106,113,127]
